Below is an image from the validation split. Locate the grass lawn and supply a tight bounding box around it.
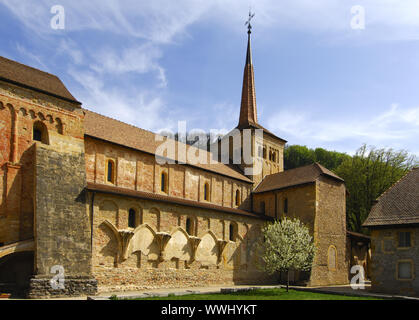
[126,288,382,300]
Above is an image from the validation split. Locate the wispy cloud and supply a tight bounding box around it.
[89,43,167,87]
[68,68,173,131]
[267,104,419,154]
[5,1,419,42]
[2,0,419,155]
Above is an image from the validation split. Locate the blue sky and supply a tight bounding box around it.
[0,0,418,156]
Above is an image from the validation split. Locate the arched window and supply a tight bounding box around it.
[229,223,237,241]
[128,208,136,228]
[272,152,276,163]
[263,147,267,159]
[161,172,168,193]
[186,217,193,235]
[328,245,337,271]
[235,189,241,206]
[204,183,210,201]
[284,198,288,214]
[33,121,48,144]
[106,160,115,184]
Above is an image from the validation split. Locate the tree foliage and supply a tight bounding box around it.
[258,218,315,291]
[284,145,350,171]
[335,144,418,233]
[284,144,418,234]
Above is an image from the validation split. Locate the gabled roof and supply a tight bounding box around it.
[0,56,80,105]
[83,109,252,183]
[253,162,344,194]
[363,168,419,227]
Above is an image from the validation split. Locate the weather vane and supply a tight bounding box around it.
[245,10,255,34]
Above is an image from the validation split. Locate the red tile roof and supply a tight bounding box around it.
[363,168,419,227]
[253,162,344,193]
[0,56,80,104]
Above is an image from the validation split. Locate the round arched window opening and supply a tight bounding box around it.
[186,217,194,235]
[33,121,49,144]
[128,209,136,228]
[106,160,116,184]
[235,190,241,206]
[161,172,168,193]
[204,183,210,201]
[328,245,337,271]
[229,223,237,242]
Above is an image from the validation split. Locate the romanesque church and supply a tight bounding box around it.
[0,29,349,297]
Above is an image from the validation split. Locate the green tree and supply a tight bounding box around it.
[335,144,418,233]
[284,145,315,170]
[284,145,350,171]
[258,218,315,292]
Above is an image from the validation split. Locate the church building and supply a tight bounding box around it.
[0,28,349,297]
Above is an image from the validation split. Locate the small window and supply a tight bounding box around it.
[263,147,267,159]
[106,160,115,184]
[397,261,413,280]
[260,201,266,215]
[161,172,168,193]
[229,223,236,241]
[398,232,411,248]
[128,209,136,228]
[204,183,210,201]
[33,121,48,144]
[284,198,288,214]
[33,128,42,141]
[186,218,193,235]
[235,189,241,206]
[328,245,337,271]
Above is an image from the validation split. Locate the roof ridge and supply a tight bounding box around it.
[262,162,317,179]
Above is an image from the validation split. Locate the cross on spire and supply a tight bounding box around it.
[245,11,255,34]
[239,11,258,127]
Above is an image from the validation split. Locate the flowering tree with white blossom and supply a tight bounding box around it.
[258,217,315,292]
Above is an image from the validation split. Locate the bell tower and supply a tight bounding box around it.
[235,13,287,187]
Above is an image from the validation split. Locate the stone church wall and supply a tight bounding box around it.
[84,137,253,211]
[252,180,348,286]
[89,192,275,293]
[311,177,349,286]
[28,143,97,298]
[0,81,83,246]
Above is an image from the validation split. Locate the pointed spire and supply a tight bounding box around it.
[239,17,258,127]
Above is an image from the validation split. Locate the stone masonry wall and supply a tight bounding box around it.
[370,227,419,296]
[84,137,252,211]
[312,176,348,286]
[90,192,275,293]
[0,80,84,246]
[28,144,97,298]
